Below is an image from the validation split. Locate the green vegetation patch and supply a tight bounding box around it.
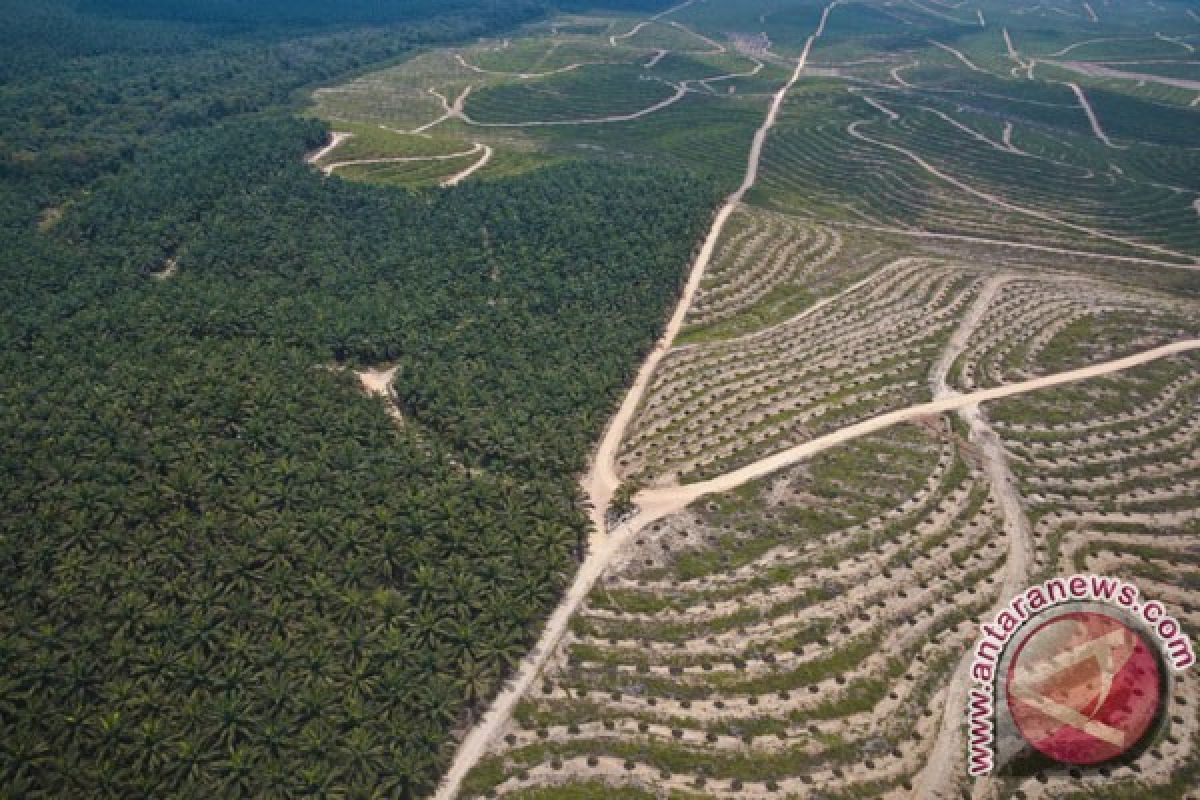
[314,123,474,163]
[466,63,682,123]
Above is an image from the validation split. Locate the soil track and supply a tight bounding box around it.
[305,131,353,164]
[1052,59,1200,91]
[1065,80,1123,148]
[629,339,1200,526]
[431,5,842,797]
[929,39,990,73]
[930,274,1008,396]
[320,143,484,176]
[916,274,1034,797]
[461,82,690,127]
[822,220,1200,270]
[454,60,761,128]
[584,0,843,523]
[645,48,669,67]
[412,86,472,134]
[440,144,493,187]
[357,366,402,423]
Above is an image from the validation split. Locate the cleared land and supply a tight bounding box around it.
[315,0,1200,797]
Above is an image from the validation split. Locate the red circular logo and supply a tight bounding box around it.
[1005,610,1162,765]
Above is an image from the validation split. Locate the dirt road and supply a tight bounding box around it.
[1065,81,1123,148]
[457,58,766,127]
[1003,28,1036,79]
[461,82,690,127]
[416,0,1198,793]
[320,144,483,176]
[411,86,473,134]
[357,366,403,423]
[630,339,1200,526]
[305,131,353,165]
[929,274,1007,396]
[645,48,669,67]
[430,5,842,798]
[916,274,1035,797]
[583,0,843,525]
[929,39,990,73]
[1052,59,1200,92]
[440,144,493,187]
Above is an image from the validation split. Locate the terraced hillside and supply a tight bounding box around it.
[361,0,1200,797]
[460,248,1200,799]
[469,421,1008,798]
[986,351,1200,799]
[620,255,982,484]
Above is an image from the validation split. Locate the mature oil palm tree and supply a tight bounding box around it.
[408,606,452,652]
[454,653,498,723]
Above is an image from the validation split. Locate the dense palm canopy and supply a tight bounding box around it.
[0,0,709,796]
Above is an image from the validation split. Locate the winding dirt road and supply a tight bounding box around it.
[429,5,842,797]
[585,0,844,522]
[450,59,760,129]
[310,130,489,187]
[628,339,1200,527]
[929,274,1007,396]
[910,402,1035,800]
[922,106,1026,154]
[412,4,757,133]
[915,274,1035,798]
[460,82,691,127]
[305,131,353,165]
[929,39,990,73]
[440,144,493,187]
[1065,80,1123,148]
[610,20,653,47]
[320,143,484,176]
[644,48,669,67]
